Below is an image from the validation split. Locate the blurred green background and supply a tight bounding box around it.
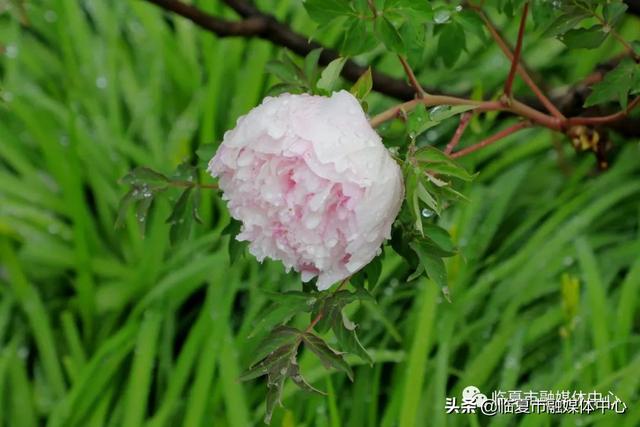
[1,0,639,426]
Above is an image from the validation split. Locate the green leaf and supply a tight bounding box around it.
[342,17,377,55]
[455,10,486,41]
[222,219,246,263]
[248,292,316,338]
[265,58,303,85]
[166,188,193,246]
[195,144,216,165]
[386,0,433,21]
[543,11,590,38]
[410,241,447,289]
[423,224,456,254]
[120,167,169,188]
[303,0,354,25]
[317,57,347,92]
[428,104,477,122]
[303,332,354,380]
[561,26,606,50]
[136,194,153,237]
[350,68,373,101]
[437,22,465,67]
[115,189,136,230]
[400,20,426,67]
[414,146,474,181]
[288,361,326,395]
[603,2,627,27]
[375,16,404,53]
[304,48,323,86]
[333,311,373,364]
[248,326,302,368]
[584,59,640,109]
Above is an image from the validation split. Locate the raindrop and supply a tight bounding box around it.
[17,347,29,359]
[2,91,14,103]
[48,224,61,235]
[455,5,463,12]
[421,208,434,218]
[5,44,18,59]
[59,135,69,147]
[563,256,574,267]
[96,76,108,89]
[429,105,450,121]
[434,9,451,24]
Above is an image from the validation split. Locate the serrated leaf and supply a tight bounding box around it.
[584,58,640,109]
[317,57,347,92]
[410,241,447,289]
[350,68,373,101]
[303,0,354,25]
[386,0,433,21]
[303,332,354,380]
[376,16,404,53]
[561,26,606,49]
[248,326,302,368]
[437,22,465,67]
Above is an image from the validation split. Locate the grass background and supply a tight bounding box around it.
[1,0,639,426]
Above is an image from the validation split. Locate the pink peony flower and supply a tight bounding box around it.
[209,90,403,290]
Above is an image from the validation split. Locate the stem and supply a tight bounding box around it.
[451,121,531,158]
[504,2,529,98]
[398,55,427,98]
[566,96,640,126]
[472,6,566,120]
[445,112,473,154]
[303,278,350,334]
[369,95,560,130]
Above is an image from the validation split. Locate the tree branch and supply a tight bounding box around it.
[143,0,640,136]
[451,121,531,158]
[504,2,529,98]
[445,112,473,154]
[398,55,427,98]
[143,0,416,100]
[472,6,566,120]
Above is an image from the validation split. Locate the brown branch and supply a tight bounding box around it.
[398,55,427,98]
[144,0,640,136]
[445,112,473,154]
[472,6,566,120]
[504,2,529,98]
[566,97,640,127]
[369,96,560,130]
[451,121,531,158]
[143,0,416,100]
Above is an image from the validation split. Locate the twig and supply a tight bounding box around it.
[566,97,640,126]
[451,121,531,158]
[504,2,529,98]
[445,112,473,154]
[369,95,560,130]
[398,55,427,98]
[472,5,566,120]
